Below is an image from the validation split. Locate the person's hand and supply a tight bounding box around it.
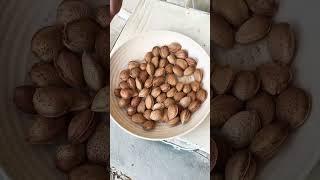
[110,0,122,19]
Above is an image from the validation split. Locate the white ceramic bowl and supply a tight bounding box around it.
[110,31,210,140]
[0,0,105,180]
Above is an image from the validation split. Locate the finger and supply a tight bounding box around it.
[110,0,122,17]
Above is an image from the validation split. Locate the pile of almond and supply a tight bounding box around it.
[114,43,208,130]
[13,1,109,179]
[211,0,311,179]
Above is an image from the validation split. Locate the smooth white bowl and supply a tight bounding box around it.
[110,31,210,140]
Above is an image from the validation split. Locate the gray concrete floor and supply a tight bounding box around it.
[110,121,210,180]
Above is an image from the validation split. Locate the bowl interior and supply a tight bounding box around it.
[110,31,210,140]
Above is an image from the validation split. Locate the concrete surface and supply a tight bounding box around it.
[110,121,210,180]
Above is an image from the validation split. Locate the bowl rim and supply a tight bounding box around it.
[110,30,210,141]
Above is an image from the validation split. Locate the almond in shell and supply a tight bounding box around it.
[276,87,311,129]
[184,66,196,76]
[173,65,184,77]
[232,71,260,101]
[225,151,257,180]
[268,23,296,65]
[139,70,149,83]
[31,25,64,62]
[246,92,275,126]
[221,111,261,148]
[168,42,182,53]
[250,122,289,160]
[143,110,152,120]
[212,65,235,94]
[183,84,192,94]
[82,52,105,91]
[150,110,163,121]
[68,109,97,144]
[138,88,150,98]
[145,95,154,109]
[180,109,191,124]
[30,62,65,87]
[153,76,165,86]
[211,95,243,128]
[176,59,188,70]
[137,100,146,113]
[156,93,167,103]
[176,82,184,92]
[86,121,108,164]
[152,46,160,57]
[179,96,192,108]
[257,62,292,95]
[144,52,153,63]
[168,104,179,120]
[63,18,100,53]
[33,87,72,117]
[55,144,85,171]
[188,100,201,112]
[246,0,278,16]
[167,54,176,64]
[236,15,272,44]
[57,0,92,24]
[212,14,234,48]
[175,50,188,59]
[143,121,156,130]
[27,116,67,144]
[213,0,250,27]
[55,49,85,88]
[160,46,169,58]
[167,74,177,86]
[167,116,180,126]
[131,113,146,124]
